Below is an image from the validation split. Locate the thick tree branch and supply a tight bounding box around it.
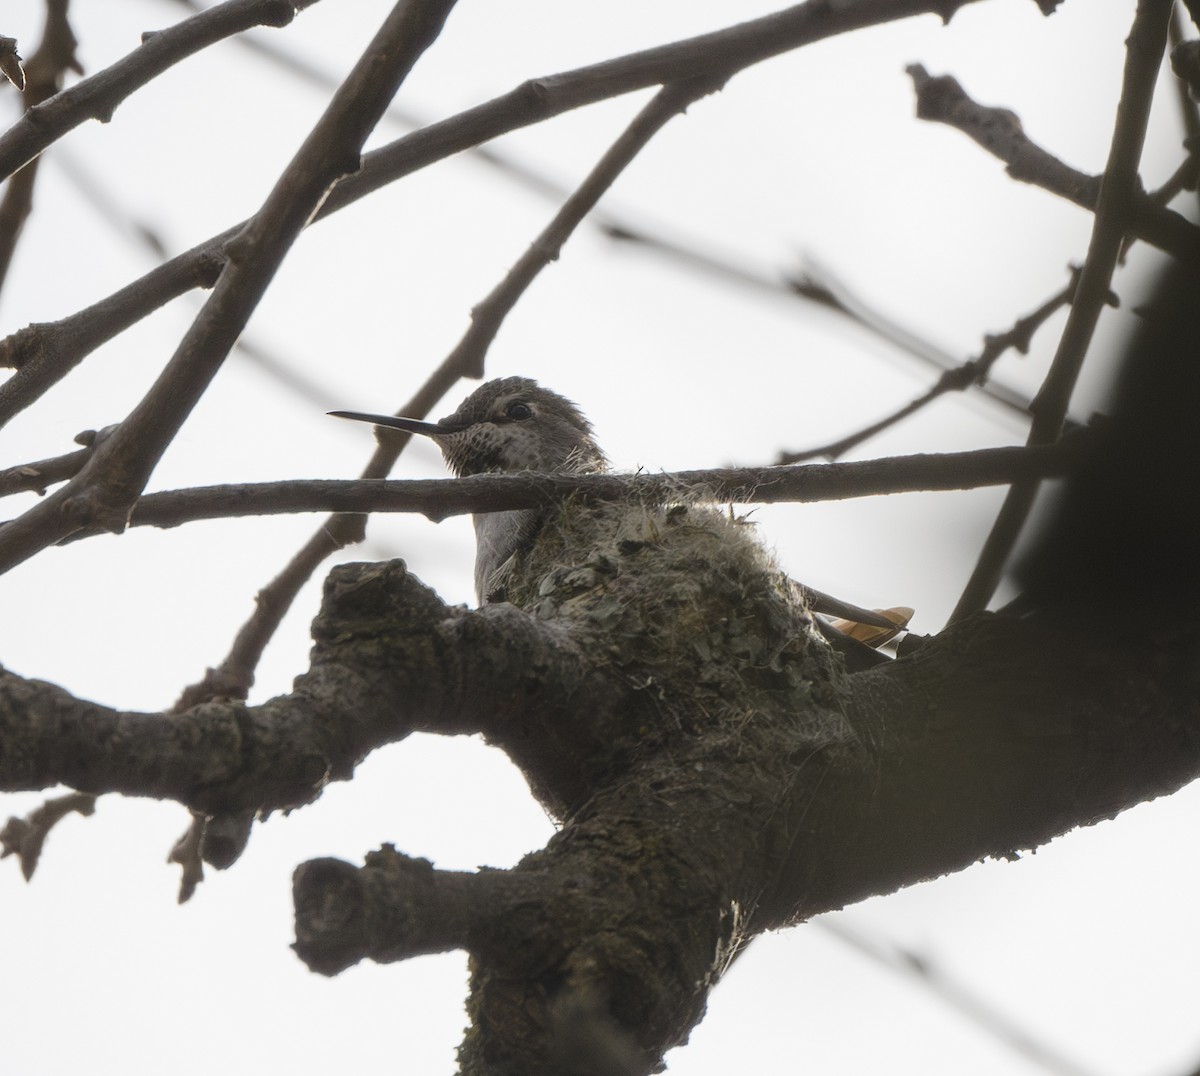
[288,593,1195,938]
[3,547,1193,1071]
[3,480,1196,1073]
[289,606,1200,1072]
[0,560,596,812]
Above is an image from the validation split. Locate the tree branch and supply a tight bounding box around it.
[289,607,1200,1071]
[55,440,1088,537]
[907,62,1200,267]
[0,560,600,812]
[0,0,303,182]
[4,557,1193,1070]
[0,442,91,497]
[0,0,986,426]
[779,268,1079,463]
[0,0,459,574]
[0,0,81,299]
[950,0,1174,621]
[0,789,95,880]
[2,464,1196,1073]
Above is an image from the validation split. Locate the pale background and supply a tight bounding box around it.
[1,1,1197,1073]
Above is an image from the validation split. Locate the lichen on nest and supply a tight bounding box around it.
[503,493,841,736]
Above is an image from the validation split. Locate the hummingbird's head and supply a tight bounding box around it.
[331,377,608,477]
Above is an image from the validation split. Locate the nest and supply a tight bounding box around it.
[504,494,842,743]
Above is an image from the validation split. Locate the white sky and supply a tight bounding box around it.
[1,1,1198,1074]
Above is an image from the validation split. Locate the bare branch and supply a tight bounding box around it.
[55,440,1088,537]
[907,62,1200,266]
[0,243,227,426]
[780,269,1079,462]
[320,0,988,224]
[0,445,89,496]
[0,790,96,880]
[819,918,1102,1076]
[446,76,725,379]
[0,0,987,425]
[951,0,1174,622]
[0,0,301,182]
[0,0,459,575]
[0,561,593,810]
[0,0,81,296]
[0,36,26,91]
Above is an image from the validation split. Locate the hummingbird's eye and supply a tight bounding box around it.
[505,402,533,421]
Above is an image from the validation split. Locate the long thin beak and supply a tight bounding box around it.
[328,410,465,436]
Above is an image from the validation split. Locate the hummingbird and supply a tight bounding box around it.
[332,377,607,604]
[331,377,904,662]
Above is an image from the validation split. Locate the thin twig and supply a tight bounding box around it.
[0,445,90,496]
[819,918,1102,1076]
[0,36,25,90]
[0,790,96,880]
[164,0,1034,431]
[0,0,305,182]
[167,811,205,903]
[449,78,726,379]
[0,0,80,297]
[0,0,991,427]
[780,270,1079,463]
[0,0,459,576]
[50,146,170,256]
[787,257,976,381]
[0,424,115,498]
[49,440,1088,538]
[52,147,346,408]
[907,63,1200,266]
[949,0,1173,622]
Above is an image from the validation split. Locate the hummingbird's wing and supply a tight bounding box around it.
[475,508,546,605]
[793,582,912,670]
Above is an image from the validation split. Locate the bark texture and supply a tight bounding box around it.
[4,493,1197,1073]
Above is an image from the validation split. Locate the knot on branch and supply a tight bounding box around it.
[313,558,449,643]
[293,847,444,976]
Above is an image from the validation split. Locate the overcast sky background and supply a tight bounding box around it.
[1,1,1198,1073]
